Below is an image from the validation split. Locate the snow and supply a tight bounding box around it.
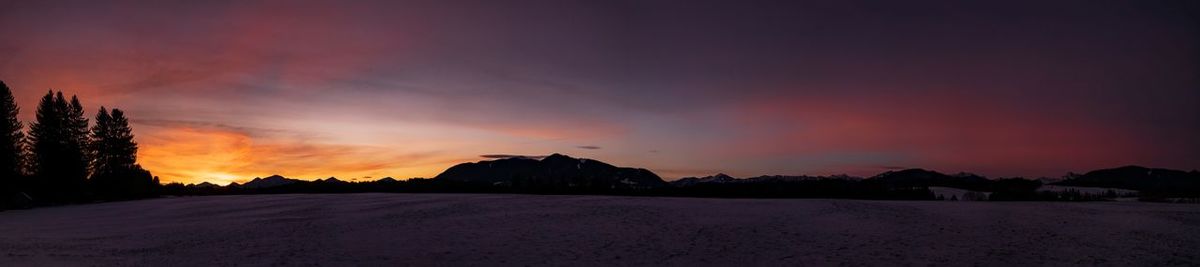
[1038,185,1139,196]
[1,194,1197,266]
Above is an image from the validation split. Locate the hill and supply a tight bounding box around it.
[867,169,992,191]
[671,173,737,186]
[235,175,303,189]
[1054,166,1200,196]
[434,153,666,191]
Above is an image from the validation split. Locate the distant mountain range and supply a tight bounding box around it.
[229,175,303,189]
[671,173,736,186]
[1053,165,1200,193]
[671,173,840,186]
[671,167,1198,193]
[173,154,1197,200]
[868,169,994,191]
[435,153,666,190]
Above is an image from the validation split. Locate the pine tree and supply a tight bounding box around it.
[89,107,112,176]
[28,92,58,174]
[89,107,113,197]
[106,109,138,171]
[29,91,62,201]
[90,107,154,199]
[0,81,24,195]
[64,95,90,181]
[28,91,90,202]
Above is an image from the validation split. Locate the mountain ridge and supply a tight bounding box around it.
[171,156,1197,201]
[434,153,666,190]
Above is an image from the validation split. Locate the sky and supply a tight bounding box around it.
[1,0,1197,184]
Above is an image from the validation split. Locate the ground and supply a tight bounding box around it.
[1,193,1197,266]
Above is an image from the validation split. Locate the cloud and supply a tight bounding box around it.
[3,0,1195,181]
[716,93,1165,177]
[472,121,626,140]
[133,119,303,138]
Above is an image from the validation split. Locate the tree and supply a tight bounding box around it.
[64,95,90,180]
[0,81,24,198]
[0,82,22,176]
[90,108,155,199]
[89,108,112,175]
[105,109,138,172]
[28,91,61,200]
[28,91,90,203]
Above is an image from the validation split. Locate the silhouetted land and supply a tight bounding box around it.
[157,154,1200,204]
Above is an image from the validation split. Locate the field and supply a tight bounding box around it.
[1,193,1197,266]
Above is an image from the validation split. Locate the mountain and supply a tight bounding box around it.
[672,173,860,187]
[317,177,346,183]
[238,175,302,189]
[434,153,666,190]
[868,169,991,191]
[671,173,737,186]
[742,175,836,183]
[155,161,1194,201]
[1053,166,1200,194]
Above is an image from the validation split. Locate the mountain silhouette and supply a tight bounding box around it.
[671,173,737,186]
[741,175,837,183]
[1054,165,1200,193]
[236,175,302,189]
[868,169,991,191]
[317,177,346,183]
[150,158,1198,202]
[434,153,666,190]
[671,173,845,187]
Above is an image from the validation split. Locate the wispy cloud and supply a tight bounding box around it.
[133,119,303,138]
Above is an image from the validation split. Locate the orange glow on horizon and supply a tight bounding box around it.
[137,127,464,185]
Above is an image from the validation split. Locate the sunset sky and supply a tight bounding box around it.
[1,0,1197,184]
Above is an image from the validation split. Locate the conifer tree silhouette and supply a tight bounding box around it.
[90,108,112,176]
[28,91,90,202]
[90,107,154,199]
[0,81,24,196]
[65,95,91,181]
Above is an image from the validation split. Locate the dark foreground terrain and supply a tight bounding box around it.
[0,194,1197,266]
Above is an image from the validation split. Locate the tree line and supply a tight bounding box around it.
[1,80,157,209]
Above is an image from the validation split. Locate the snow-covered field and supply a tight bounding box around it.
[1,194,1197,266]
[1038,185,1140,196]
